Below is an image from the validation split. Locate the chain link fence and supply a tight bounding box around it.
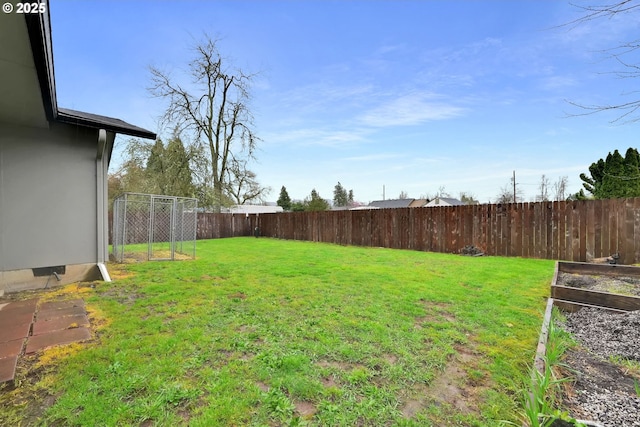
[112,193,198,262]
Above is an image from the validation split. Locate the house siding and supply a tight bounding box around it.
[0,122,98,271]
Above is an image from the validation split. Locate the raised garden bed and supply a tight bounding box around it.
[551,261,640,313]
[533,261,640,427]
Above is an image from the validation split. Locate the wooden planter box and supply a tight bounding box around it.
[551,261,640,313]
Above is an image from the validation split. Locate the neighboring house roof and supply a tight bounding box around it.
[369,199,415,209]
[409,199,428,208]
[18,8,155,140]
[349,206,380,210]
[226,205,284,214]
[425,197,465,207]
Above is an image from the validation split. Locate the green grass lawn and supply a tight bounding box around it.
[1,238,555,426]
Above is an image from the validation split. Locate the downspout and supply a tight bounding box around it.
[96,129,111,282]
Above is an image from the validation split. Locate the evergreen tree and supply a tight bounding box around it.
[145,139,167,193]
[164,135,195,197]
[115,136,197,201]
[348,189,354,205]
[579,148,640,199]
[599,150,625,198]
[333,182,348,207]
[622,147,640,197]
[305,189,329,211]
[277,186,292,211]
[290,201,306,212]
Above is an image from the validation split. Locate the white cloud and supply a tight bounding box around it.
[263,127,370,148]
[341,153,405,162]
[358,92,466,127]
[539,75,578,91]
[278,82,375,112]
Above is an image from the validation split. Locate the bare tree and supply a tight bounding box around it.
[436,186,451,198]
[536,174,550,202]
[459,191,479,205]
[552,176,569,201]
[225,158,271,205]
[495,185,515,204]
[495,174,523,204]
[566,1,640,122]
[149,35,260,211]
[398,190,409,199]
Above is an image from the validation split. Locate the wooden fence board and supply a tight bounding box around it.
[624,198,635,265]
[547,202,556,260]
[593,199,603,259]
[609,200,618,257]
[534,202,542,258]
[585,200,595,261]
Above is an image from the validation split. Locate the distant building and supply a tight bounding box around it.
[409,199,428,207]
[349,205,381,210]
[425,197,465,207]
[226,204,284,214]
[368,198,428,209]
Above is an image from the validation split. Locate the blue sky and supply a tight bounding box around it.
[50,1,640,204]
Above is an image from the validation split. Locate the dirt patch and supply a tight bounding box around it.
[256,381,270,392]
[107,263,135,280]
[227,292,247,300]
[403,302,489,420]
[294,400,316,418]
[401,398,423,418]
[97,288,143,305]
[421,344,486,418]
[414,300,456,329]
[116,251,193,264]
[321,375,337,388]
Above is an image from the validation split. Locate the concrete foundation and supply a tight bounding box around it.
[0,263,103,293]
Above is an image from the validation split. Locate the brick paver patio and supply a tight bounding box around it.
[0,297,91,383]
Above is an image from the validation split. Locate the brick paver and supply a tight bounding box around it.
[39,299,85,311]
[1,299,38,311]
[37,306,87,322]
[25,327,91,354]
[0,339,24,359]
[32,314,90,336]
[0,356,18,383]
[0,322,31,343]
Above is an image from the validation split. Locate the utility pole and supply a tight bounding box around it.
[383,185,385,200]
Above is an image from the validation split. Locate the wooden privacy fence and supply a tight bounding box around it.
[197,212,260,239]
[231,198,640,264]
[112,198,640,264]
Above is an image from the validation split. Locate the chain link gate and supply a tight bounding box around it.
[112,193,197,262]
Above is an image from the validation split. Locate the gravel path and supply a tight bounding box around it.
[559,308,640,427]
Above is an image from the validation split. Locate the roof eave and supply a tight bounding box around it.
[56,109,156,140]
[25,1,156,140]
[24,11,57,121]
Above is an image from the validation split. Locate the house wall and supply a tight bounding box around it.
[0,122,102,291]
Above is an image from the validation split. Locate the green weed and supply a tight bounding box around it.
[515,308,582,427]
